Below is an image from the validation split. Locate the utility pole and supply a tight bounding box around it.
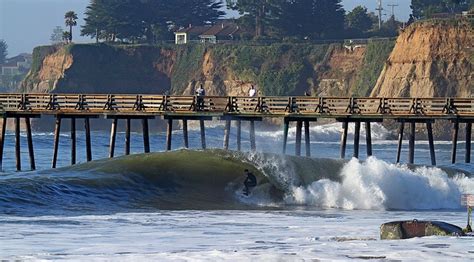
[388,3,399,19]
[376,0,384,30]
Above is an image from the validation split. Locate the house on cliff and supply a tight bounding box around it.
[0,53,32,76]
[175,21,241,44]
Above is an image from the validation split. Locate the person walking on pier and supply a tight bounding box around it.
[248,85,256,97]
[243,169,257,196]
[196,84,206,111]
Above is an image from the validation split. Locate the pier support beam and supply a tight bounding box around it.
[71,118,76,165]
[166,118,173,151]
[25,117,35,170]
[340,121,348,159]
[295,120,302,156]
[353,122,361,159]
[52,116,62,168]
[451,121,459,164]
[223,119,231,150]
[125,118,131,155]
[109,118,117,158]
[200,120,206,149]
[15,117,21,171]
[396,121,405,163]
[408,121,416,164]
[426,122,436,166]
[304,120,311,157]
[283,119,290,154]
[365,122,372,157]
[250,120,256,151]
[466,122,472,164]
[236,120,241,151]
[0,117,6,170]
[182,119,189,149]
[142,118,150,153]
[85,118,92,161]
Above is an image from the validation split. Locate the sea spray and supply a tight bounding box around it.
[284,157,470,210]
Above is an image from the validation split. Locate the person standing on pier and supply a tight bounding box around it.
[248,85,256,97]
[196,84,206,111]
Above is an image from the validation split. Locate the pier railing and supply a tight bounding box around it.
[1,94,473,118]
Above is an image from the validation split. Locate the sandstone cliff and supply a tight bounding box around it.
[371,20,473,97]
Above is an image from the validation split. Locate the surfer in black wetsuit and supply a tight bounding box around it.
[243,169,257,196]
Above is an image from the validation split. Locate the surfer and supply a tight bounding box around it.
[243,169,257,196]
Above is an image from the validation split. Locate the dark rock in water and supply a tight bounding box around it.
[380,220,464,239]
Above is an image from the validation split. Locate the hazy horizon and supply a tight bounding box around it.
[0,0,412,56]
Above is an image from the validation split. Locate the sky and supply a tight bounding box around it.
[0,0,412,56]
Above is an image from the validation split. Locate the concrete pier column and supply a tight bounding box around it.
[142,118,150,153]
[0,117,6,170]
[451,121,459,164]
[365,122,372,157]
[396,121,405,163]
[408,121,416,164]
[236,120,241,151]
[223,119,231,150]
[304,120,311,157]
[250,120,256,151]
[295,120,302,156]
[166,118,173,151]
[466,122,472,164]
[25,117,35,170]
[353,122,361,159]
[71,118,76,165]
[182,119,189,149]
[340,121,348,159]
[109,118,117,158]
[200,120,206,149]
[282,118,289,154]
[15,117,21,171]
[125,118,131,155]
[52,116,62,168]
[85,118,92,161]
[426,122,436,166]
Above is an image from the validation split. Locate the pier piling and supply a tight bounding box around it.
[166,118,173,151]
[283,118,289,154]
[142,118,150,153]
[109,118,117,158]
[408,122,416,164]
[15,117,21,171]
[250,120,256,151]
[71,118,76,165]
[25,117,35,170]
[295,120,302,156]
[52,116,61,168]
[236,120,241,151]
[396,121,405,163]
[451,121,459,164]
[85,117,92,161]
[304,120,311,157]
[365,122,372,157]
[0,117,6,170]
[353,122,361,159]
[466,122,472,163]
[125,118,131,155]
[182,119,189,149]
[426,122,436,165]
[200,120,206,149]
[340,121,348,159]
[224,119,231,150]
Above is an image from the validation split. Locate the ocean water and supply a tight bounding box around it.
[0,121,473,260]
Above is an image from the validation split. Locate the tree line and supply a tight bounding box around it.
[59,0,474,44]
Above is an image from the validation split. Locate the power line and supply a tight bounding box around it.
[387,3,399,19]
[376,0,384,29]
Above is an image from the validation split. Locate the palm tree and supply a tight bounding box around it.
[65,11,78,42]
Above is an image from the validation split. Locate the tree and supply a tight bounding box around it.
[65,11,78,42]
[411,0,472,19]
[50,26,64,44]
[277,0,345,39]
[0,40,7,64]
[227,0,283,37]
[62,31,71,43]
[346,6,374,34]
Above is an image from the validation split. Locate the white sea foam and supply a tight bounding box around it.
[284,157,472,210]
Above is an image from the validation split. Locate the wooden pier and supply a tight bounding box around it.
[0,94,473,171]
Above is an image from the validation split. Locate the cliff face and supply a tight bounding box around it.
[371,20,474,97]
[21,42,391,97]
